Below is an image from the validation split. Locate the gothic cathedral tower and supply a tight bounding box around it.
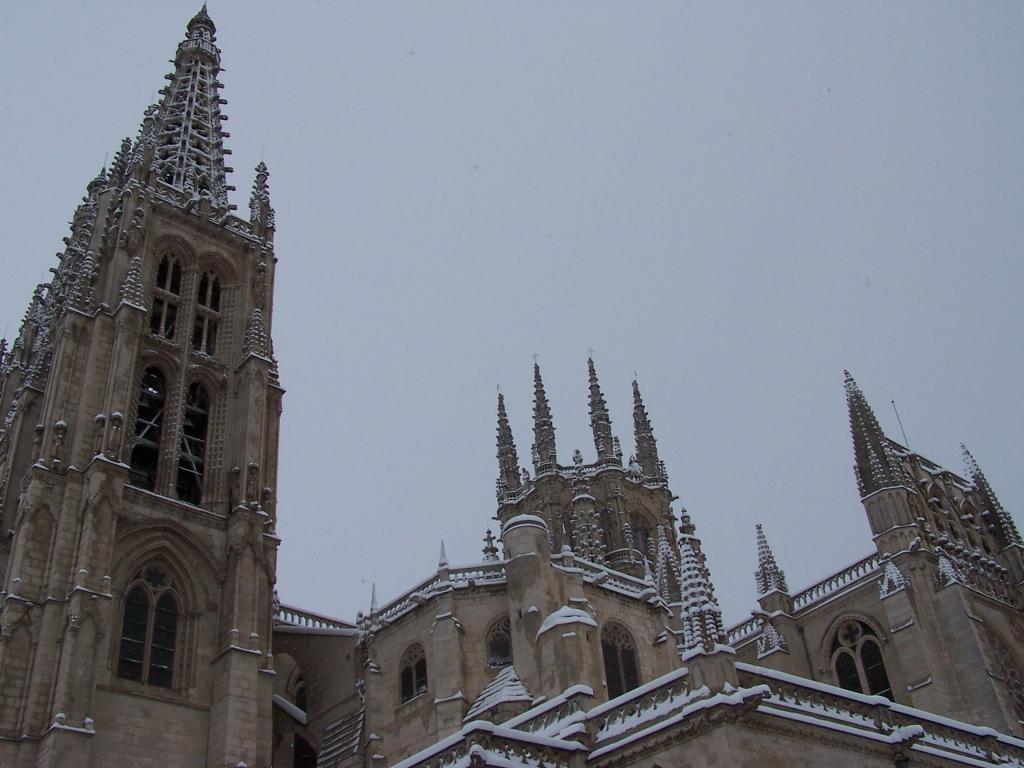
[0,8,281,767]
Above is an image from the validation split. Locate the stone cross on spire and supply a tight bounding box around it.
[531,362,557,473]
[496,392,522,495]
[587,357,617,464]
[844,371,907,498]
[754,524,789,595]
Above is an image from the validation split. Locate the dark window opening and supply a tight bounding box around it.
[831,619,893,701]
[192,272,221,356]
[861,639,893,699]
[294,735,317,768]
[487,616,512,667]
[129,367,166,490]
[176,383,209,505]
[151,255,182,340]
[834,650,861,693]
[602,623,640,699]
[116,566,180,689]
[400,645,427,703]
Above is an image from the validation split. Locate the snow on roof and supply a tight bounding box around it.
[464,666,535,721]
[536,606,597,639]
[319,707,365,768]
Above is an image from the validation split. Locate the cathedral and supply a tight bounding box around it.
[0,8,1022,768]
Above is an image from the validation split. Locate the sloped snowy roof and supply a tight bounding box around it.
[319,707,365,768]
[465,666,535,721]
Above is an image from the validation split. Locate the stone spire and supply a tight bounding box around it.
[249,161,275,233]
[962,444,1021,547]
[118,256,146,309]
[677,530,727,655]
[531,362,557,473]
[242,308,271,358]
[845,371,906,497]
[496,392,522,495]
[632,379,665,482]
[754,524,789,595]
[587,357,616,464]
[149,5,235,208]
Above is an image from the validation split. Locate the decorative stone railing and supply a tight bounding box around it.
[589,668,691,742]
[791,553,879,612]
[556,556,657,602]
[276,603,352,630]
[738,663,1024,765]
[393,721,584,768]
[372,561,508,627]
[503,686,594,736]
[726,615,762,646]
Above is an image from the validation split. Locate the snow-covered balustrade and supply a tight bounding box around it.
[589,668,692,743]
[276,603,351,630]
[502,686,594,736]
[392,721,585,768]
[726,615,762,646]
[372,562,508,627]
[738,663,1024,765]
[791,553,879,612]
[557,556,657,602]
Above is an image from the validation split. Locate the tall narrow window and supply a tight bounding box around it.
[192,271,221,356]
[129,367,166,490]
[117,564,179,689]
[486,616,512,668]
[150,254,182,340]
[830,619,893,700]
[400,645,428,703]
[602,623,640,699]
[176,383,209,505]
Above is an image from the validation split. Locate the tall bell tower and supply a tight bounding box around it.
[0,7,282,767]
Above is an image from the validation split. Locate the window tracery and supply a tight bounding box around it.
[150,254,182,340]
[830,619,892,699]
[602,623,639,699]
[486,616,512,668]
[116,563,179,688]
[192,271,221,356]
[400,644,428,703]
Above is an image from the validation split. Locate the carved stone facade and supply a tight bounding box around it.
[2,7,1023,768]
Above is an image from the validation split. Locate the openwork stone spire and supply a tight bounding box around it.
[845,371,906,497]
[962,444,1021,547]
[149,5,234,208]
[754,524,789,595]
[587,357,616,463]
[632,379,665,482]
[678,529,727,654]
[531,362,557,473]
[496,392,522,495]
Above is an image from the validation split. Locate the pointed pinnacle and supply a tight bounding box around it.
[587,357,615,462]
[962,443,1021,546]
[496,391,521,493]
[632,378,663,480]
[438,540,448,569]
[754,523,788,595]
[532,361,556,472]
[845,370,904,497]
[370,582,378,613]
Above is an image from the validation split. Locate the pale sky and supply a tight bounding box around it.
[2,1,1021,627]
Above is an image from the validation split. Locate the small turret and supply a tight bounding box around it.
[496,392,522,495]
[587,357,617,464]
[531,362,557,473]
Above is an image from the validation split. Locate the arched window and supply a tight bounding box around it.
[129,367,166,490]
[117,563,179,688]
[176,383,210,505]
[399,644,428,703]
[830,619,893,699]
[486,616,512,668]
[192,271,221,356]
[150,254,182,340]
[602,623,640,699]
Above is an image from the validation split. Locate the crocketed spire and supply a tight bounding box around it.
[632,379,665,482]
[962,444,1021,547]
[243,308,271,358]
[754,524,789,595]
[678,531,727,654]
[496,392,522,495]
[118,256,146,309]
[845,371,906,497]
[531,362,557,473]
[587,357,616,464]
[148,5,234,208]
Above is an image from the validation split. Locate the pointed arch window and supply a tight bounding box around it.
[117,564,179,688]
[830,619,893,699]
[486,616,512,668]
[176,383,210,505]
[602,623,640,699]
[129,367,166,490]
[150,254,182,340]
[399,644,428,703]
[192,271,221,356]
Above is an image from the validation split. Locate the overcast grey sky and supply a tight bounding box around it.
[2,2,1021,626]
